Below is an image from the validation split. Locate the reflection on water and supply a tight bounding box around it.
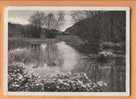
[78,55,126,92]
[30,40,80,72]
[8,40,126,92]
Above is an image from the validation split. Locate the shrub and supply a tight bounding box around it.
[8,63,107,92]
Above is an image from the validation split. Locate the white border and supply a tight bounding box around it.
[4,6,130,96]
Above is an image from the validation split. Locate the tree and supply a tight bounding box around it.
[71,11,86,23]
[29,11,45,28]
[28,11,65,38]
[29,11,45,38]
[44,12,65,30]
[44,13,57,29]
[71,11,100,23]
[56,12,65,30]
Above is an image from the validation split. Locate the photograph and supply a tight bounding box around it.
[4,6,130,96]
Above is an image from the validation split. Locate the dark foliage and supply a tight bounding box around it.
[8,23,24,37]
[8,64,106,92]
[65,11,126,54]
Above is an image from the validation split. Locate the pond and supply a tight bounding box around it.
[8,40,126,92]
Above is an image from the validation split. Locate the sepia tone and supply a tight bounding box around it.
[7,7,129,94]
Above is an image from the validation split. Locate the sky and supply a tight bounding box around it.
[8,10,75,31]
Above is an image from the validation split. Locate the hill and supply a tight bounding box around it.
[8,23,24,37]
[65,11,126,54]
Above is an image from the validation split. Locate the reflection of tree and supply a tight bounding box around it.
[109,57,126,92]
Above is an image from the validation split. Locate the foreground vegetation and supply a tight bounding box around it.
[8,63,107,92]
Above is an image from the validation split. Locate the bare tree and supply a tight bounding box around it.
[28,11,65,38]
[71,11,100,23]
[56,12,65,30]
[29,11,45,37]
[44,12,65,30]
[29,11,45,28]
[43,13,57,29]
[71,11,86,23]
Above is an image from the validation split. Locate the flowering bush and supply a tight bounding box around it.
[8,63,107,92]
